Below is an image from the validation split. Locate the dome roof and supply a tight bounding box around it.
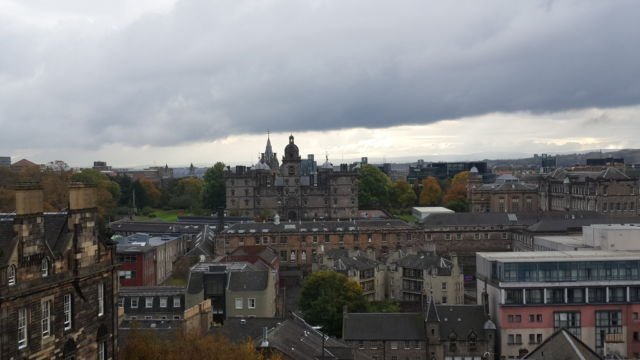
[321,154,333,169]
[253,161,270,171]
[283,134,300,161]
[470,166,479,173]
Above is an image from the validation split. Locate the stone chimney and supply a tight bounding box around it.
[15,184,43,215]
[68,183,97,210]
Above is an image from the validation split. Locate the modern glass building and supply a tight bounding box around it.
[477,251,640,359]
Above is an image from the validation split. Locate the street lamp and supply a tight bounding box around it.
[312,326,326,360]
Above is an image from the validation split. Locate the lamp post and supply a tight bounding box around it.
[312,326,325,360]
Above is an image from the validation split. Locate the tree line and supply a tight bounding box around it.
[357,164,470,213]
[0,162,227,220]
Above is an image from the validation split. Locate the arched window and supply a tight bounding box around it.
[8,265,16,286]
[41,258,49,277]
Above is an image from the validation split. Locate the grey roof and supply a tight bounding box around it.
[109,220,203,234]
[186,271,204,295]
[1,212,79,266]
[524,328,602,360]
[224,219,413,234]
[478,182,537,192]
[119,286,185,297]
[0,218,16,266]
[396,254,441,270]
[437,305,491,340]
[545,167,632,181]
[44,212,72,254]
[425,296,440,322]
[343,305,491,342]
[336,256,379,272]
[526,214,640,233]
[228,270,269,291]
[265,314,372,360]
[342,313,425,340]
[422,213,538,227]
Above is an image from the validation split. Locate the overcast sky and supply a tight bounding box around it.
[1,0,639,168]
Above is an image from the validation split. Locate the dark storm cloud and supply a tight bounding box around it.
[1,0,639,149]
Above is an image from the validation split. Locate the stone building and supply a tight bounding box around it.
[388,253,464,304]
[0,184,118,359]
[538,167,638,216]
[218,219,418,271]
[118,286,212,336]
[342,297,496,360]
[224,135,358,221]
[469,173,539,213]
[318,249,386,301]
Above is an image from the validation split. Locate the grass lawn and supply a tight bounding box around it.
[134,209,193,222]
[396,213,417,223]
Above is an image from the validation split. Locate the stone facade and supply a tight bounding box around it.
[342,298,497,360]
[388,253,464,304]
[118,286,212,336]
[218,219,418,271]
[225,135,358,221]
[0,184,118,359]
[469,173,539,214]
[538,167,639,217]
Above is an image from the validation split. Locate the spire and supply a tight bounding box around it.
[265,131,273,159]
[425,293,440,323]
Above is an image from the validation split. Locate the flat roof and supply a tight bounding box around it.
[535,235,587,246]
[477,250,640,262]
[587,223,640,230]
[412,207,454,213]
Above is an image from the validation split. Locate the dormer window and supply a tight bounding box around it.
[41,259,49,278]
[8,265,16,286]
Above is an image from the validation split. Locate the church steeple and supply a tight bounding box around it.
[265,130,273,159]
[263,130,279,171]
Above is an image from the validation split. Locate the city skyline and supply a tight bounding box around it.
[2,0,639,167]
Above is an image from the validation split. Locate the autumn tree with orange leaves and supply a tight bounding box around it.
[119,330,281,360]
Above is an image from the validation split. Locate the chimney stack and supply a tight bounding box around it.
[69,183,97,210]
[15,183,43,215]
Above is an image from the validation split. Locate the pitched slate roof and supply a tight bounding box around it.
[523,328,602,360]
[227,270,269,291]
[44,212,72,254]
[1,212,75,266]
[0,218,16,266]
[336,256,379,272]
[422,213,536,227]
[119,286,185,297]
[437,305,492,341]
[343,305,492,342]
[342,313,425,340]
[264,314,372,360]
[224,219,414,234]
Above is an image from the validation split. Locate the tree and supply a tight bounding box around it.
[298,270,368,337]
[119,329,278,360]
[72,169,121,216]
[389,179,417,209]
[139,178,162,208]
[172,177,204,210]
[442,171,469,212]
[419,176,443,206]
[357,165,391,210]
[202,162,226,211]
[443,171,469,204]
[39,170,69,211]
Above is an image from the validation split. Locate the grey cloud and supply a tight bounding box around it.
[1,0,639,151]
